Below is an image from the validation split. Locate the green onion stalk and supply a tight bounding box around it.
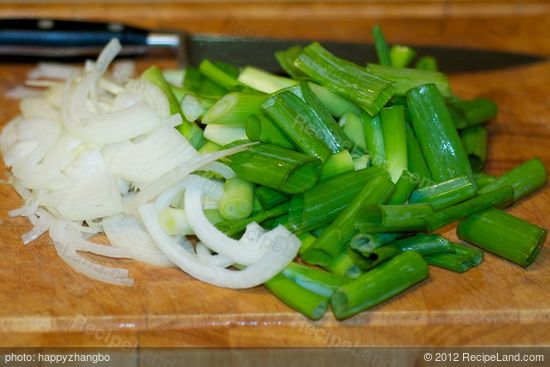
[409,175,476,211]
[366,64,452,97]
[301,174,395,268]
[460,125,488,173]
[222,143,322,194]
[457,208,547,268]
[380,105,408,182]
[245,114,294,149]
[294,42,395,116]
[331,251,428,320]
[288,166,389,234]
[407,84,475,185]
[202,92,267,126]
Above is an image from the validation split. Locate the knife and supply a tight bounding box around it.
[0,18,546,73]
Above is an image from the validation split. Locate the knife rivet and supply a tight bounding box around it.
[107,23,124,32]
[37,19,54,30]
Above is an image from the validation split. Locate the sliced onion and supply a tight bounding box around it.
[153,174,224,211]
[5,86,44,99]
[4,117,61,171]
[130,143,253,206]
[103,214,174,267]
[200,162,236,179]
[103,125,196,182]
[195,243,233,268]
[49,220,134,286]
[40,149,123,220]
[20,97,62,122]
[139,203,300,289]
[112,60,135,84]
[62,71,165,145]
[21,208,53,244]
[184,186,265,265]
[28,62,81,80]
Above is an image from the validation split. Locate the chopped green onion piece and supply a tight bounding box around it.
[349,232,402,258]
[362,112,386,166]
[298,232,317,255]
[320,150,354,181]
[352,155,370,171]
[202,92,266,126]
[222,143,322,194]
[180,93,215,122]
[474,172,496,189]
[380,105,408,182]
[415,56,438,71]
[393,233,454,256]
[265,274,328,320]
[425,186,515,231]
[367,64,451,97]
[204,125,247,146]
[477,158,547,201]
[252,196,263,213]
[331,251,428,320]
[255,186,290,210]
[457,208,547,268]
[450,242,484,267]
[204,209,224,226]
[159,207,193,236]
[348,244,401,272]
[288,166,389,234]
[294,42,395,116]
[410,176,476,211]
[302,175,395,267]
[282,262,347,298]
[309,83,363,118]
[197,141,221,154]
[328,252,363,278]
[425,253,471,273]
[245,114,294,149]
[406,123,432,185]
[387,170,418,205]
[199,59,245,91]
[339,112,367,152]
[263,91,332,161]
[298,81,354,153]
[275,45,308,79]
[355,203,433,233]
[371,25,392,66]
[407,84,475,185]
[216,202,290,237]
[389,45,417,68]
[142,66,204,148]
[238,66,297,93]
[460,125,488,172]
[447,96,498,129]
[212,61,240,79]
[219,178,255,221]
[183,66,205,93]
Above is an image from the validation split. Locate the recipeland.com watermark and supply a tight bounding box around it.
[423,351,544,363]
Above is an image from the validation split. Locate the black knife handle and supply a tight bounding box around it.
[0,18,149,47]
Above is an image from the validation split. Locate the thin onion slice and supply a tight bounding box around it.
[184,186,264,265]
[103,125,196,182]
[139,203,300,289]
[103,215,174,267]
[49,220,134,286]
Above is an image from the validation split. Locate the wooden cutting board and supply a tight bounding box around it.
[0,1,549,347]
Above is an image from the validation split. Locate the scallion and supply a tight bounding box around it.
[457,208,546,268]
[331,251,428,320]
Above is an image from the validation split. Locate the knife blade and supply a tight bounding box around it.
[0,18,546,73]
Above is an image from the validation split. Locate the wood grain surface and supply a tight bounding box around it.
[0,1,549,347]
